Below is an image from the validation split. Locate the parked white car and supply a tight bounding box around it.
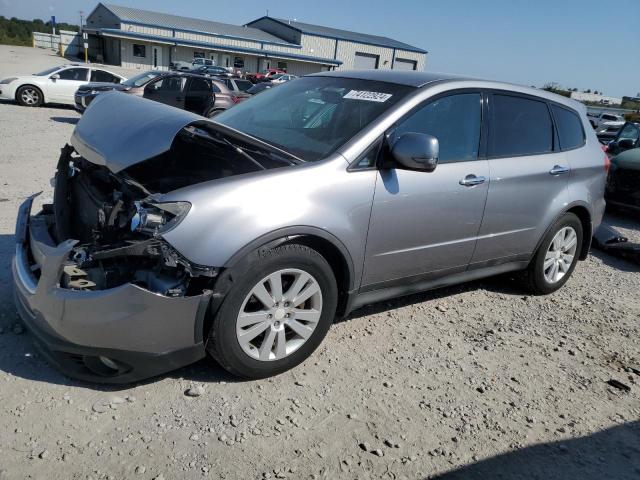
[586,112,624,129]
[269,74,298,84]
[0,64,125,107]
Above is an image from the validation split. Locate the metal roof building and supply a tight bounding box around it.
[84,3,427,75]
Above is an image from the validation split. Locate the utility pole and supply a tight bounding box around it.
[79,10,88,63]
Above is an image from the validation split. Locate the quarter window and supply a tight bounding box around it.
[489,94,553,157]
[551,105,585,150]
[57,68,89,81]
[133,44,146,58]
[394,93,482,163]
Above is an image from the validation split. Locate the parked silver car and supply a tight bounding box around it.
[13,71,606,382]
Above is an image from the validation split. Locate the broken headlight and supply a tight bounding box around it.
[131,201,191,235]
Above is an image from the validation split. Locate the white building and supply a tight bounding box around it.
[570,91,622,106]
[84,3,427,76]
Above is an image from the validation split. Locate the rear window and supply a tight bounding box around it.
[551,105,585,150]
[489,94,553,157]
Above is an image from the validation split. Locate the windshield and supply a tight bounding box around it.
[122,71,160,87]
[34,66,62,76]
[215,76,414,161]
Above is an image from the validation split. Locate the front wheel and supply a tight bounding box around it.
[16,85,43,107]
[207,244,338,379]
[523,213,583,295]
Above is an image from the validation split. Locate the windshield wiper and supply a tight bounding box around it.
[185,126,266,170]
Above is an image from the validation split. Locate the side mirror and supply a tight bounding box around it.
[50,73,60,80]
[618,138,636,150]
[391,132,439,172]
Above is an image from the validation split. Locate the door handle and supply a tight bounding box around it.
[549,165,570,175]
[459,174,486,186]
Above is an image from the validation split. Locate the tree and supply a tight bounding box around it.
[0,15,78,46]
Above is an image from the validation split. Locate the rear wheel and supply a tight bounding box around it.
[207,244,338,379]
[523,213,583,294]
[16,85,43,107]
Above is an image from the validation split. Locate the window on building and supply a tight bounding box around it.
[133,44,146,58]
[193,51,205,59]
[57,68,89,81]
[394,58,417,71]
[277,61,288,71]
[551,105,585,151]
[354,52,379,69]
[234,56,245,69]
[91,70,121,83]
[395,93,482,163]
[489,94,553,157]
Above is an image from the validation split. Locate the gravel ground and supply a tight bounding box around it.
[0,46,639,480]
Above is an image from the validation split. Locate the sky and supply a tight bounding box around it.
[1,0,639,98]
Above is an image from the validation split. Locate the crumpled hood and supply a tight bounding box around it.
[70,91,201,173]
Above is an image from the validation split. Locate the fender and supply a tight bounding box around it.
[531,200,594,261]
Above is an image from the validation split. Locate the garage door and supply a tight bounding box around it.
[394,58,417,71]
[354,52,379,69]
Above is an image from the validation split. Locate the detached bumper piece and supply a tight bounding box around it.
[12,195,212,383]
[592,223,640,264]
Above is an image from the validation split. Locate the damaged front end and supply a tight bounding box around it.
[52,144,217,296]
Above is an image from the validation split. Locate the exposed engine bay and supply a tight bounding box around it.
[48,120,295,297]
[50,143,219,297]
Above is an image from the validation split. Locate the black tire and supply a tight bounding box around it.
[16,85,43,107]
[206,108,224,118]
[207,244,338,379]
[523,213,583,295]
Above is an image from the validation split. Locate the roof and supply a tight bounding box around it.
[100,3,295,46]
[310,70,466,87]
[98,28,342,65]
[248,16,427,54]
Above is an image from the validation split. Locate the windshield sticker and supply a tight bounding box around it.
[343,90,393,102]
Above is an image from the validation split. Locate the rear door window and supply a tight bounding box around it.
[618,123,640,142]
[551,105,585,150]
[489,94,553,157]
[394,92,482,163]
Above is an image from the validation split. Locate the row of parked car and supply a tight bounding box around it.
[169,57,298,85]
[0,61,298,118]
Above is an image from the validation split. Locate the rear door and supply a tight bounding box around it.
[470,91,570,267]
[362,91,490,289]
[143,76,186,109]
[49,67,90,103]
[184,77,213,115]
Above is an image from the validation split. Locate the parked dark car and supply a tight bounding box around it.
[75,71,162,112]
[189,65,235,78]
[605,122,640,156]
[76,71,235,117]
[606,146,640,210]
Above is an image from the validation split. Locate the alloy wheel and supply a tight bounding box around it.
[20,88,39,105]
[543,226,578,284]
[236,268,323,361]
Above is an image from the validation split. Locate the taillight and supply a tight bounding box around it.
[604,152,611,173]
[231,95,240,104]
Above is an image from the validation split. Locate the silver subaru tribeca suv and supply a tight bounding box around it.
[13,70,606,382]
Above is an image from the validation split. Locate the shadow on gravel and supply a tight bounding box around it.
[50,116,79,125]
[432,421,640,480]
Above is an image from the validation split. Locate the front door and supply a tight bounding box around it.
[49,67,90,102]
[143,76,186,109]
[470,92,570,266]
[151,46,163,69]
[362,91,489,290]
